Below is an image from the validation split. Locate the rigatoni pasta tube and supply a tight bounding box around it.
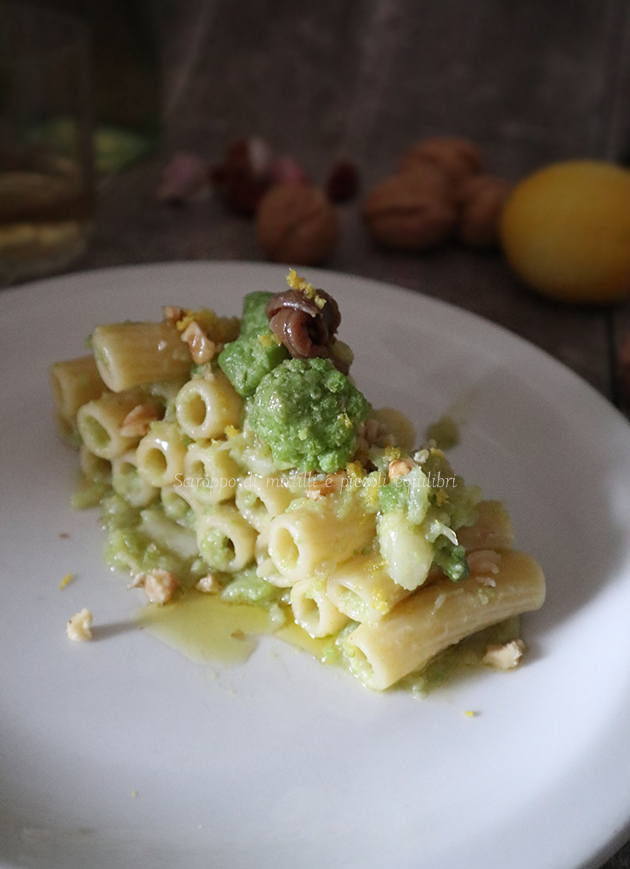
[175,373,242,440]
[342,550,545,690]
[50,355,109,420]
[139,505,199,561]
[111,450,159,508]
[136,421,187,487]
[160,485,196,522]
[235,474,294,532]
[196,504,257,572]
[267,495,375,584]
[92,322,192,392]
[77,392,147,459]
[79,445,111,483]
[183,441,240,505]
[327,554,410,623]
[290,579,349,638]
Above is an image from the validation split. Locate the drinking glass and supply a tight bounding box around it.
[0,3,94,285]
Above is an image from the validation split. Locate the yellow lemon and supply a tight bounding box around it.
[500,160,630,303]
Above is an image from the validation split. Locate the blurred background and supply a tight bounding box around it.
[1,0,626,422]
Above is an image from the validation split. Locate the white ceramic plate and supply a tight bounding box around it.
[2,262,630,869]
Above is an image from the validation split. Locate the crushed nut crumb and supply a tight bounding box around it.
[483,639,526,670]
[130,569,180,604]
[181,321,216,364]
[120,403,161,438]
[195,574,222,594]
[66,608,93,642]
[388,458,413,480]
[162,305,183,324]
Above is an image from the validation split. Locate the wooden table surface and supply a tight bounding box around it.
[59,0,630,865]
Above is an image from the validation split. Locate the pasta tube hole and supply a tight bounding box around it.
[112,453,159,508]
[301,597,319,618]
[143,447,168,478]
[273,527,299,571]
[81,415,111,451]
[199,528,236,571]
[248,496,268,525]
[186,392,208,427]
[337,588,369,622]
[187,457,206,481]
[342,642,376,686]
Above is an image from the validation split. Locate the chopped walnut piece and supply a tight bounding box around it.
[181,320,216,364]
[131,569,180,604]
[388,458,414,480]
[66,608,93,642]
[163,305,184,324]
[195,574,222,594]
[120,403,161,438]
[483,639,526,670]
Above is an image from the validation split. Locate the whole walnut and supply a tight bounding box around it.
[256,184,338,265]
[457,175,512,247]
[398,137,483,188]
[362,171,457,250]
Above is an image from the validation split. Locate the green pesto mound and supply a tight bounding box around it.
[249,357,370,473]
[218,291,289,397]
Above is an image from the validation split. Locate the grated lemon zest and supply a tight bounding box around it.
[59,572,73,590]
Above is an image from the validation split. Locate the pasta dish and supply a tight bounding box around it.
[50,270,545,691]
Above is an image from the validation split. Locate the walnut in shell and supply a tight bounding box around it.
[457,175,512,247]
[398,137,483,187]
[256,184,339,265]
[362,172,457,250]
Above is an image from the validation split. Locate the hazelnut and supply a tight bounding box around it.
[398,137,483,187]
[457,175,512,247]
[256,184,339,265]
[362,172,457,250]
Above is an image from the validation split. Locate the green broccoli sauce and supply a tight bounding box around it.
[100,493,205,589]
[249,357,370,473]
[378,465,430,524]
[217,291,290,397]
[432,537,469,581]
[218,334,289,398]
[239,291,275,336]
[220,567,283,606]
